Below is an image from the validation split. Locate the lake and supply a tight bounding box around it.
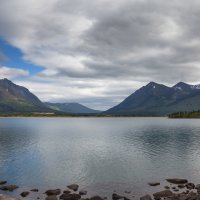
[0,117,200,198]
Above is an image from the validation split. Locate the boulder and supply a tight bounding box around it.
[153,190,173,199]
[90,196,104,200]
[140,195,152,200]
[166,179,188,184]
[195,184,200,190]
[46,195,58,200]
[186,183,195,190]
[45,189,61,196]
[0,185,18,191]
[20,192,30,197]
[67,184,79,191]
[0,181,7,185]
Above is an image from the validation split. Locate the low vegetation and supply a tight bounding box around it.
[168,110,200,118]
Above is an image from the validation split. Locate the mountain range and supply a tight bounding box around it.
[45,102,100,114]
[0,78,99,114]
[1,78,200,116]
[0,78,51,112]
[105,82,200,116]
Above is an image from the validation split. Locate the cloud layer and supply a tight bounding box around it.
[0,66,29,79]
[0,0,200,109]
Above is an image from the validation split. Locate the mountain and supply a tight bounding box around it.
[0,78,52,113]
[45,102,100,114]
[105,82,200,116]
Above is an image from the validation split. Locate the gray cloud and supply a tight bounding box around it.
[1,0,200,109]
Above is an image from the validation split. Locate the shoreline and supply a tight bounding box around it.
[1,178,200,200]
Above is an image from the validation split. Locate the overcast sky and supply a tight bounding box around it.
[0,0,200,110]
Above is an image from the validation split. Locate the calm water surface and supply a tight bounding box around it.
[1,117,200,197]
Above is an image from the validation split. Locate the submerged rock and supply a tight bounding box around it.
[166,179,188,184]
[79,191,87,196]
[153,190,173,199]
[0,195,18,200]
[112,193,124,200]
[0,181,7,185]
[63,190,71,194]
[45,189,61,196]
[60,193,81,200]
[0,185,18,191]
[140,195,152,200]
[178,185,185,189]
[46,195,58,200]
[67,184,79,191]
[31,188,39,192]
[90,196,104,200]
[149,183,160,186]
[20,191,30,197]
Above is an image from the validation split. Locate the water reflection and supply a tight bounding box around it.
[1,117,200,194]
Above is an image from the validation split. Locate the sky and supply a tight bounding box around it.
[1,0,200,110]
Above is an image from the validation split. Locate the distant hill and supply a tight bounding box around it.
[45,102,101,114]
[105,82,200,116]
[0,78,52,113]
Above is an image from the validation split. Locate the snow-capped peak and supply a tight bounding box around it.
[191,84,200,90]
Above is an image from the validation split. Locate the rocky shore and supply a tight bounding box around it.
[1,178,200,200]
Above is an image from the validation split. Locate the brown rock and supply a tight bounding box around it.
[45,189,61,196]
[165,186,170,189]
[67,184,79,191]
[166,179,188,184]
[20,192,30,197]
[140,195,152,200]
[0,185,18,191]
